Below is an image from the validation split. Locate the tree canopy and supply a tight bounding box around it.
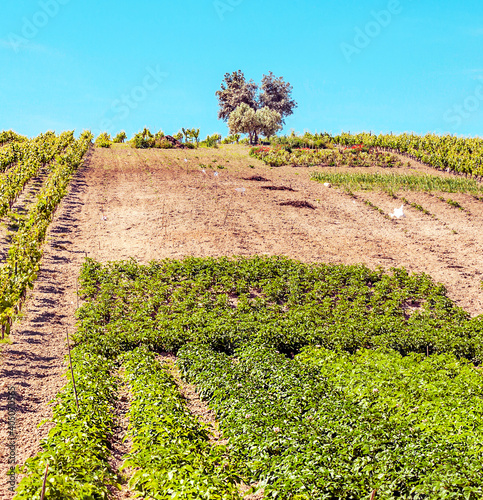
[215,70,259,122]
[228,104,283,145]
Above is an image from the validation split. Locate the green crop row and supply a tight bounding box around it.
[249,145,403,168]
[331,132,483,177]
[76,256,483,362]
[15,328,242,498]
[17,256,483,498]
[311,171,483,196]
[0,131,93,337]
[0,131,75,216]
[122,347,241,499]
[14,347,119,498]
[0,130,27,147]
[178,344,483,499]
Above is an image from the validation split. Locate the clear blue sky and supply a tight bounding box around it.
[1,0,483,139]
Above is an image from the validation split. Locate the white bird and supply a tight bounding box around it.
[235,187,246,194]
[323,182,331,188]
[390,205,405,219]
[201,169,206,174]
[184,158,188,162]
[214,172,219,177]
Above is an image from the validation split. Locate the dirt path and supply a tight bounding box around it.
[1,143,483,497]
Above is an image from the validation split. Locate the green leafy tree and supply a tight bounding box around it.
[215,70,259,122]
[256,106,283,139]
[228,104,282,145]
[216,70,296,138]
[259,72,297,125]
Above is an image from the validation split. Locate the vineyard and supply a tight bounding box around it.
[249,144,404,168]
[332,132,483,178]
[0,130,92,338]
[252,132,483,178]
[1,131,483,499]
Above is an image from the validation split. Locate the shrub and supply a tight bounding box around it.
[131,128,155,149]
[156,139,174,149]
[112,131,127,143]
[95,132,112,148]
[200,134,221,148]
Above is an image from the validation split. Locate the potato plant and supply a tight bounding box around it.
[14,346,119,498]
[122,347,241,499]
[178,344,483,499]
[15,256,483,498]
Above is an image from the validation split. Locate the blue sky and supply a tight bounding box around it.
[1,0,483,139]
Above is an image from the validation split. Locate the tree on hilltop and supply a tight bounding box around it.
[216,70,296,144]
[228,104,282,145]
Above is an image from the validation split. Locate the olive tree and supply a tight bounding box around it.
[259,72,297,125]
[216,70,296,142]
[228,104,282,145]
[215,70,258,121]
[256,106,283,139]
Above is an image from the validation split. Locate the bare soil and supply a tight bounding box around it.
[1,143,483,498]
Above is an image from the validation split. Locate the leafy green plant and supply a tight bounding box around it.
[14,346,119,498]
[200,134,222,148]
[222,134,241,144]
[122,347,241,499]
[112,131,127,143]
[19,255,483,499]
[75,256,483,362]
[446,198,465,210]
[0,130,27,146]
[130,128,155,149]
[330,131,483,178]
[178,344,483,499]
[95,132,112,148]
[251,146,403,168]
[400,197,433,217]
[311,171,483,196]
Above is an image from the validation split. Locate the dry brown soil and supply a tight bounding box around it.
[1,143,483,498]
